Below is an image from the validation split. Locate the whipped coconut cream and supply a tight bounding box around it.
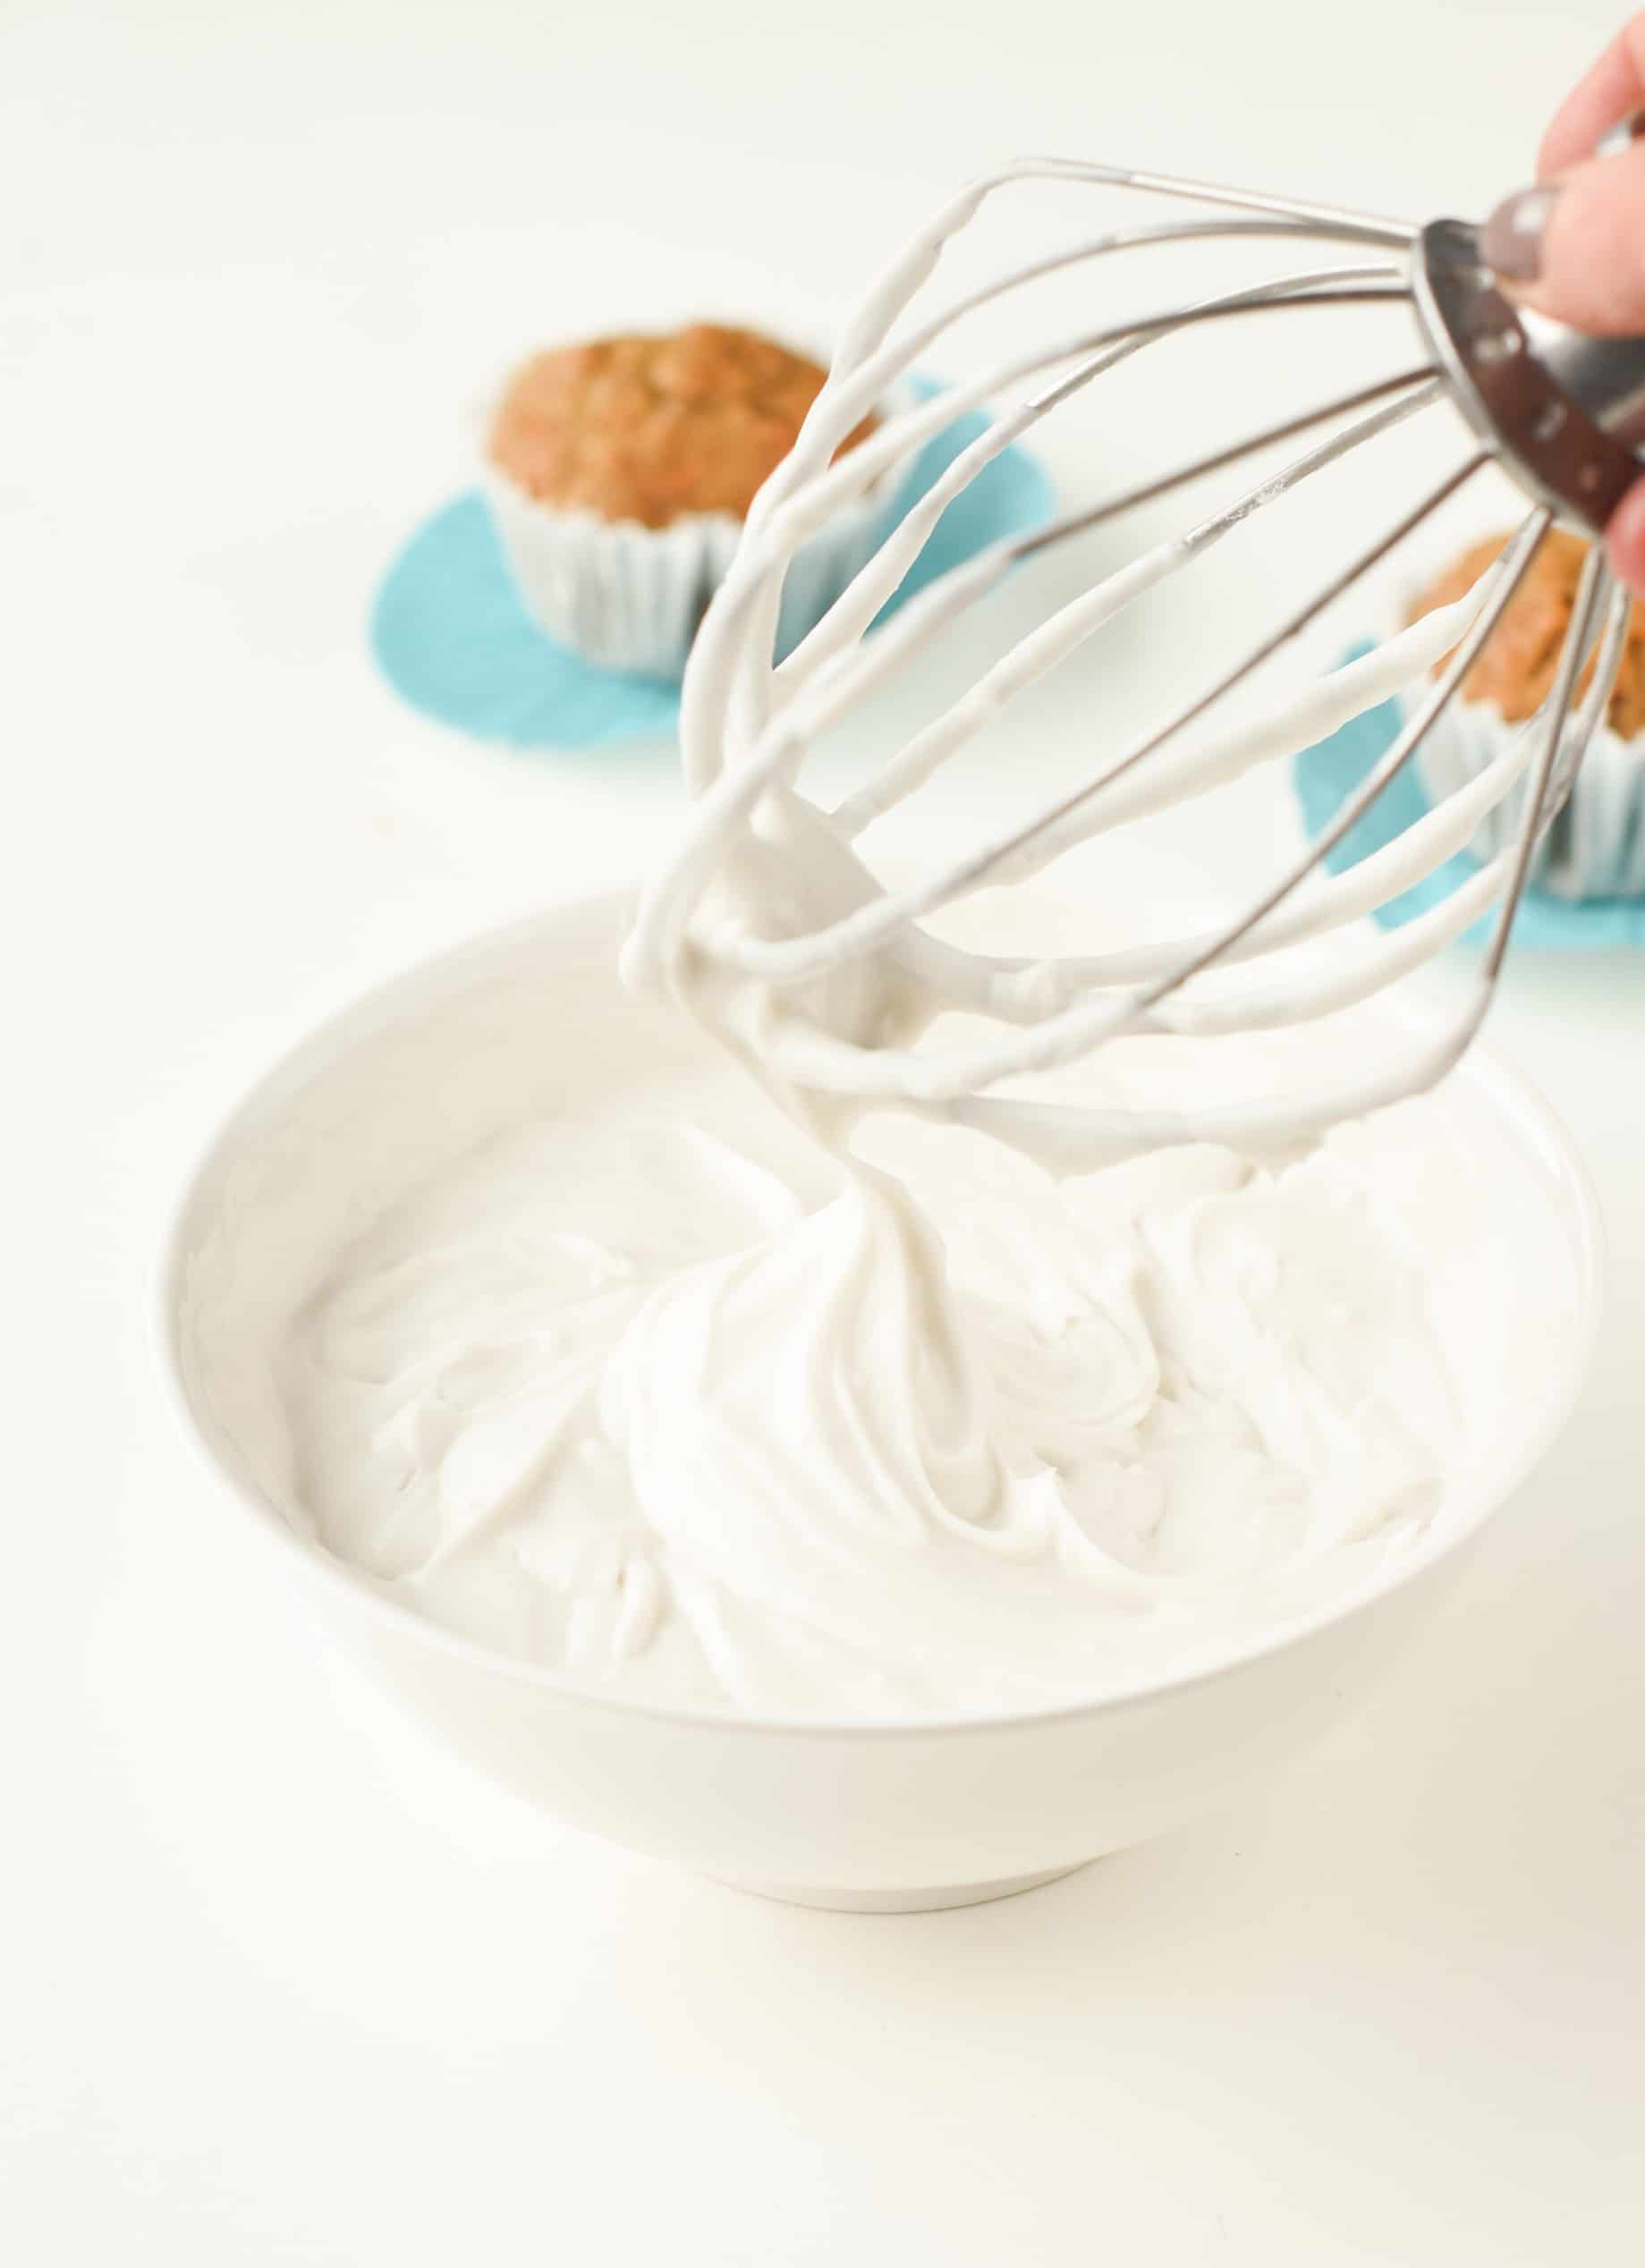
[278,998,1511,1718]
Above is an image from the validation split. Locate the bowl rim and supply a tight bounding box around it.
[155,893,1606,1742]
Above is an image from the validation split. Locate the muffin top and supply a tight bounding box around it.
[487,323,876,529]
[1408,527,1645,739]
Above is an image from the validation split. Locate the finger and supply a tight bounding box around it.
[1539,14,1645,177]
[1606,475,1645,601]
[1482,140,1645,335]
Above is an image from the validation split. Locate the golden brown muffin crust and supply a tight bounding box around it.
[487,324,875,529]
[1407,527,1645,739]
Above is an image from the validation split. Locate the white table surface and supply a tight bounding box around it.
[5,1,1643,2259]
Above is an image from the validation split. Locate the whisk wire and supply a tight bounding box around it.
[1481,543,1611,985]
[834,376,1443,841]
[1013,367,1437,561]
[1531,575,1632,852]
[994,156,1420,246]
[1140,505,1555,1007]
[777,267,1413,698]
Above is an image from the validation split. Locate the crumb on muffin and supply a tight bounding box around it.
[487,324,877,529]
[1408,528,1645,739]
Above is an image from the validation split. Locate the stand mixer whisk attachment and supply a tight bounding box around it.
[627,152,1645,1171]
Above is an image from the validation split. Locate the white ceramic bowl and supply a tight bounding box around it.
[159,897,1602,1913]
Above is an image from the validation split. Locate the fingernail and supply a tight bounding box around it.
[1481,184,1561,282]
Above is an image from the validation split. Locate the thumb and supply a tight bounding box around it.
[1482,141,1645,335]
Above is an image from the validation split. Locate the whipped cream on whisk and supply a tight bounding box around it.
[285,1047,1486,1717]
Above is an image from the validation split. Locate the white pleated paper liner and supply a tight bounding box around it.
[371,377,1056,753]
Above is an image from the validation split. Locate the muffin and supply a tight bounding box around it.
[1403,529,1645,900]
[482,323,903,680]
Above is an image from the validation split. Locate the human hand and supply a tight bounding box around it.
[1483,14,1645,594]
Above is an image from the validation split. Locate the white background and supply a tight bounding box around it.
[4,0,1643,2259]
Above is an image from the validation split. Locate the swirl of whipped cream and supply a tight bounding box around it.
[285,1084,1475,1717]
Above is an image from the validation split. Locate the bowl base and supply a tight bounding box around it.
[716,1861,1093,1914]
